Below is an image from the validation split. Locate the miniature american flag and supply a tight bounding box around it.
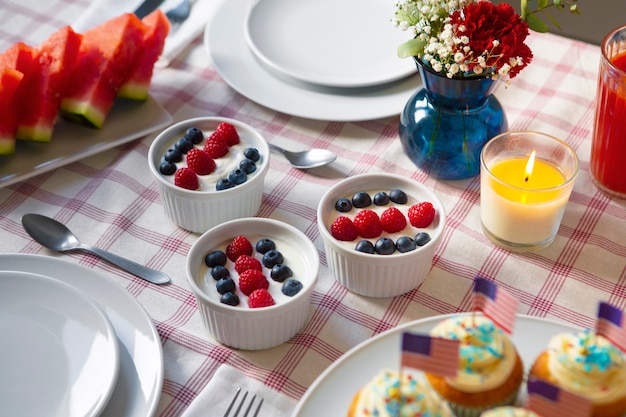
[400,332,460,377]
[527,377,592,417]
[596,302,626,352]
[471,277,518,334]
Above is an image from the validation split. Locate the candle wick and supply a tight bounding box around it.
[524,176,529,183]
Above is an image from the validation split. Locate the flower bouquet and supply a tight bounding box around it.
[393,0,581,181]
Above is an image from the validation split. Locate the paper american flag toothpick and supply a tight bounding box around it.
[527,377,592,417]
[595,302,626,352]
[400,332,460,378]
[471,277,518,334]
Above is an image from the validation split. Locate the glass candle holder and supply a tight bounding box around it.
[480,131,579,252]
[590,25,626,199]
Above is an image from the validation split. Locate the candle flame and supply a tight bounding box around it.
[524,151,536,182]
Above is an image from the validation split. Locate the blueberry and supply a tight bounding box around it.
[395,236,417,253]
[334,198,352,212]
[244,147,260,162]
[255,238,275,254]
[220,292,240,306]
[375,237,396,255]
[184,127,204,144]
[164,148,183,163]
[352,192,372,208]
[239,158,257,174]
[355,240,375,254]
[175,137,194,153]
[389,189,408,204]
[228,168,247,185]
[216,277,236,294]
[373,191,390,206]
[204,250,227,267]
[159,161,177,175]
[270,264,293,282]
[216,178,234,191]
[282,279,303,297]
[262,249,284,268]
[211,265,230,280]
[414,232,431,246]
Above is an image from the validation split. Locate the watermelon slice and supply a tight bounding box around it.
[61,13,147,128]
[0,67,24,155]
[15,26,82,142]
[118,10,170,101]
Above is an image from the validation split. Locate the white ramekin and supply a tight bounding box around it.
[186,217,319,350]
[148,117,270,234]
[317,173,446,298]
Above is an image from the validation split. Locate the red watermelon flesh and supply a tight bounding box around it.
[16,26,82,142]
[61,13,147,128]
[0,67,24,155]
[118,10,170,101]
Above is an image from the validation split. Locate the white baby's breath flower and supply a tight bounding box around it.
[454,52,465,62]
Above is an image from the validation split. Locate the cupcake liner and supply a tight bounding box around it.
[445,390,518,417]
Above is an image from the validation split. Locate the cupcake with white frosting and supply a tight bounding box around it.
[347,369,453,417]
[424,315,524,417]
[528,329,626,417]
[480,407,541,417]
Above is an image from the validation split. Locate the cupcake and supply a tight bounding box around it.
[424,315,524,417]
[480,407,540,417]
[528,329,626,417]
[347,369,454,417]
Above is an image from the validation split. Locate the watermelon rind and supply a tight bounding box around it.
[59,98,107,129]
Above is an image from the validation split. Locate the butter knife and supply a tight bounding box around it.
[134,0,165,18]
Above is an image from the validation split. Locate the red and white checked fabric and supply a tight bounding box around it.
[0,1,625,417]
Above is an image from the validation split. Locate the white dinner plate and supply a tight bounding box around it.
[0,96,172,188]
[244,0,415,88]
[292,313,581,417]
[206,0,422,121]
[0,271,119,417]
[0,254,164,417]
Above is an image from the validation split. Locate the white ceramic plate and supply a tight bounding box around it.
[0,254,164,417]
[0,271,119,417]
[292,313,580,417]
[244,0,415,88]
[206,0,422,121]
[0,96,172,188]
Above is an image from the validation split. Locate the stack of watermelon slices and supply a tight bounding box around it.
[0,10,169,156]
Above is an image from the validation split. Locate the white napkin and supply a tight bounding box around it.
[71,0,220,66]
[181,365,297,417]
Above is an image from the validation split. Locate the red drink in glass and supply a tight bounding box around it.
[591,26,626,199]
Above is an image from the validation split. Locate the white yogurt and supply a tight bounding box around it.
[326,189,440,253]
[161,132,261,192]
[197,234,309,308]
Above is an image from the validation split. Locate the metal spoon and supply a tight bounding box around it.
[269,143,337,169]
[21,213,170,285]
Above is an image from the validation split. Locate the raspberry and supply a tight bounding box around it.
[174,167,198,190]
[330,216,358,241]
[380,207,407,233]
[238,269,269,296]
[226,235,253,262]
[247,288,275,308]
[353,209,383,238]
[186,148,216,175]
[234,255,262,274]
[408,201,436,228]
[203,136,229,158]
[213,122,240,146]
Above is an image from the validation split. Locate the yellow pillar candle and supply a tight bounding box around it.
[480,132,579,251]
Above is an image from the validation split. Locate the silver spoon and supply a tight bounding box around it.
[21,213,170,285]
[269,143,337,169]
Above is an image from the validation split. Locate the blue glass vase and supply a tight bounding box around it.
[399,60,508,180]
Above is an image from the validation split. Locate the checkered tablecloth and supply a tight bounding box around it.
[1,1,625,416]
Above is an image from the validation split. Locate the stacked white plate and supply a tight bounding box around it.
[0,255,164,417]
[205,0,422,121]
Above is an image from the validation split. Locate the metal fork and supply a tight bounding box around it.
[165,0,192,23]
[223,388,264,417]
